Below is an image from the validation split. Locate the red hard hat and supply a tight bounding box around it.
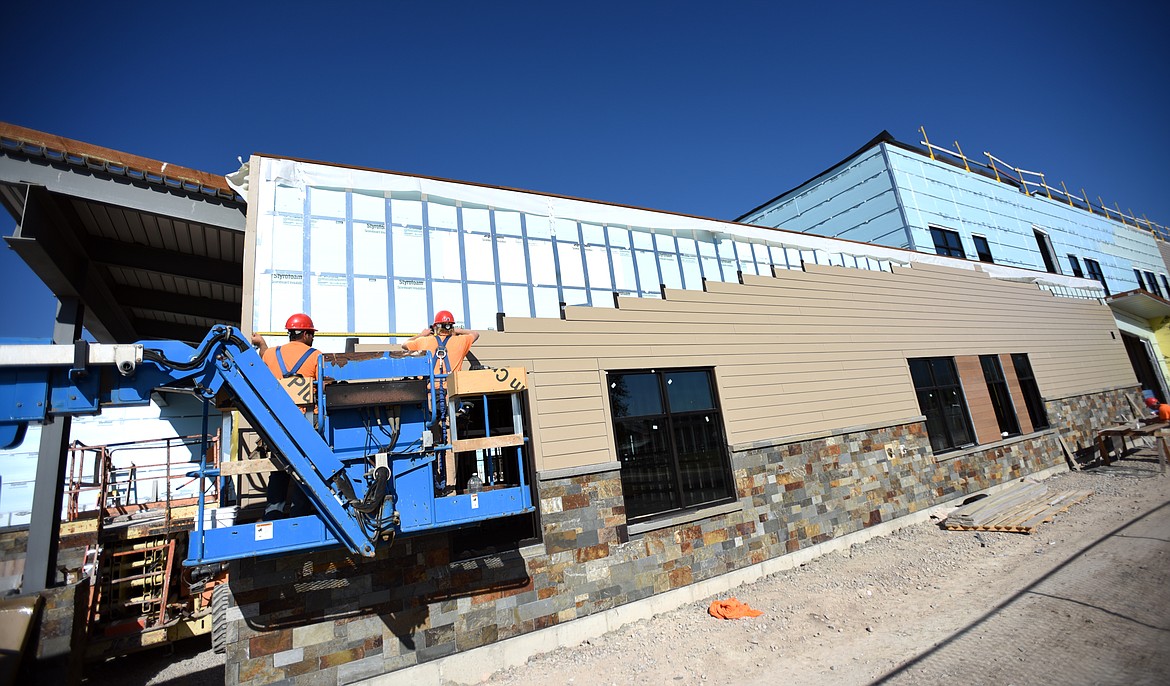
[284,313,316,332]
[433,310,455,325]
[1146,397,1160,408]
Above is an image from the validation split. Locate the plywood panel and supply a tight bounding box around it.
[1001,353,1035,434]
[956,355,999,444]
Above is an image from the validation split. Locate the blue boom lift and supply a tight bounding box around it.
[0,325,534,566]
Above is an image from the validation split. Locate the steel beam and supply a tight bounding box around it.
[23,297,83,593]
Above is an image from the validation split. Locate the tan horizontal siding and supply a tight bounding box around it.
[461,262,1135,471]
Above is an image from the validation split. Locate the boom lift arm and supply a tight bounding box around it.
[0,325,534,564]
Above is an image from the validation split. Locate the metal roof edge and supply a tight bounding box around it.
[0,122,242,203]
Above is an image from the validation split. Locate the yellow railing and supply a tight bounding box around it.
[918,126,1168,240]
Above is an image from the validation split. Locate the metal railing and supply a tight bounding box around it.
[918,126,1169,241]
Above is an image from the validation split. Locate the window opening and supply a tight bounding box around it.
[607,368,733,522]
[980,355,1020,438]
[1067,255,1084,278]
[1084,258,1109,295]
[971,235,994,263]
[929,227,966,259]
[1145,271,1162,297]
[1033,228,1060,274]
[1010,354,1049,430]
[1162,275,1170,297]
[1134,269,1147,291]
[908,357,976,453]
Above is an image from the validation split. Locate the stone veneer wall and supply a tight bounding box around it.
[1046,385,1143,457]
[0,526,28,594]
[224,387,1120,686]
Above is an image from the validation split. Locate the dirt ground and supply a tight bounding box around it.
[485,453,1170,686]
[82,450,1170,686]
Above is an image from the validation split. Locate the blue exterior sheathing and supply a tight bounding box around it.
[886,146,1167,290]
[742,146,909,248]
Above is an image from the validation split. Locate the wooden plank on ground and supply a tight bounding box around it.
[944,489,1093,534]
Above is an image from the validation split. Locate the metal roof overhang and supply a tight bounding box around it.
[0,150,246,343]
[1106,290,1170,323]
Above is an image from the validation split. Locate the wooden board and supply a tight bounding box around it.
[219,458,279,476]
[944,490,1093,534]
[448,367,528,396]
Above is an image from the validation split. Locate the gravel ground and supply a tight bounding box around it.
[485,455,1170,686]
[78,450,1170,686]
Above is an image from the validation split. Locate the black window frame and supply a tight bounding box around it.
[980,354,1020,438]
[1134,268,1147,291]
[908,357,976,454]
[972,235,994,263]
[1162,275,1170,298]
[1010,353,1049,430]
[1067,254,1084,278]
[1145,271,1162,297]
[1084,258,1109,295]
[929,226,966,259]
[1033,228,1060,274]
[607,367,734,523]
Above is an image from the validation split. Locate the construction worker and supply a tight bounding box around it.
[250,313,321,520]
[251,312,321,381]
[401,310,479,374]
[401,311,479,495]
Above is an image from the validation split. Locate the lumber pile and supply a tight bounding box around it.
[944,480,1092,534]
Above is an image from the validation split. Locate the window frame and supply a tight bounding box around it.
[972,235,994,263]
[1067,254,1084,278]
[908,357,977,454]
[606,367,735,524]
[929,226,966,259]
[1010,353,1049,430]
[1084,258,1109,295]
[1134,268,1147,291]
[1145,271,1162,297]
[979,354,1020,438]
[1032,228,1061,274]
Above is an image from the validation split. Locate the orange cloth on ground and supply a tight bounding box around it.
[404,334,474,376]
[708,598,764,619]
[261,340,320,379]
[1158,404,1170,421]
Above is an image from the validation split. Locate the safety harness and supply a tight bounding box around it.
[275,345,317,378]
[433,334,452,491]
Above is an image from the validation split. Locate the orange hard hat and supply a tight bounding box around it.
[433,310,455,325]
[284,313,317,332]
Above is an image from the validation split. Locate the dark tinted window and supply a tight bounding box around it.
[1011,353,1049,430]
[610,373,663,417]
[1084,259,1109,295]
[608,369,733,521]
[972,236,994,263]
[1145,271,1162,297]
[1067,255,1084,278]
[980,355,1020,438]
[930,227,966,258]
[908,357,975,453]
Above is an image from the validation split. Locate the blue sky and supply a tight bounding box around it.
[2,2,1168,339]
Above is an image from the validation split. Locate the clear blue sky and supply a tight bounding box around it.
[2,2,1167,339]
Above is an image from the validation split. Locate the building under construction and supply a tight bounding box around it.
[0,122,1166,685]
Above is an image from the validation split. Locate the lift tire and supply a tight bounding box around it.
[211,583,230,654]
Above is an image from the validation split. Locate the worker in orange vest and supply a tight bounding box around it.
[251,313,321,520]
